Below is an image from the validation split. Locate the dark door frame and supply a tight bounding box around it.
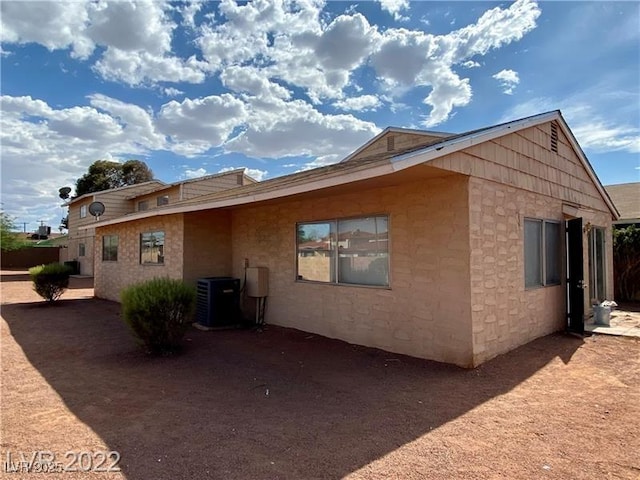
[566,218,585,334]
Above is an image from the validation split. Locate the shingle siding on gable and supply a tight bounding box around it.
[182,174,244,199]
[430,122,610,214]
[349,132,448,162]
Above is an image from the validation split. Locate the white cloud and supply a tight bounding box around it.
[220,66,291,100]
[163,87,184,97]
[86,1,172,55]
[501,97,640,154]
[378,0,410,21]
[224,95,379,164]
[1,0,540,124]
[1,0,206,85]
[493,69,520,95]
[369,0,540,126]
[156,94,248,155]
[333,95,382,112]
[0,95,159,227]
[183,167,208,179]
[462,60,481,69]
[218,166,268,181]
[93,49,208,85]
[0,1,93,59]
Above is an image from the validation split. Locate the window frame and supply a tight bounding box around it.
[102,235,118,262]
[156,195,169,207]
[138,200,149,212]
[80,205,87,218]
[140,230,165,265]
[296,214,390,288]
[79,243,85,257]
[524,218,562,289]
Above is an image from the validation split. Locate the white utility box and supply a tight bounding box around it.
[246,267,269,297]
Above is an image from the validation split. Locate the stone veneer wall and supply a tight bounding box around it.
[94,214,184,301]
[230,174,474,366]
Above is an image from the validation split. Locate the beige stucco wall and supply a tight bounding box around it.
[67,230,95,275]
[94,214,184,301]
[229,174,474,366]
[182,210,233,285]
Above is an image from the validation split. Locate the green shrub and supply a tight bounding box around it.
[29,263,73,302]
[120,277,196,354]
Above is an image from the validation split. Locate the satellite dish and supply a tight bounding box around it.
[58,187,72,200]
[88,201,105,219]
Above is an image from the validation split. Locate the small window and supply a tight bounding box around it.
[80,205,87,218]
[524,219,561,288]
[297,215,389,287]
[140,231,164,264]
[157,195,169,207]
[138,200,149,211]
[102,235,118,262]
[79,243,85,257]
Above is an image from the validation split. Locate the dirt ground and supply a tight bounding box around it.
[1,270,639,480]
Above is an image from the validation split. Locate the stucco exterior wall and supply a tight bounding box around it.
[229,174,474,366]
[67,230,95,275]
[182,210,233,285]
[94,214,184,301]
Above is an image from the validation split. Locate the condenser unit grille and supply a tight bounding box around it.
[196,277,241,327]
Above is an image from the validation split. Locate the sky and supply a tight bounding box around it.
[1,0,639,233]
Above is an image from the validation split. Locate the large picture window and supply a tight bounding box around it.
[102,235,118,262]
[297,215,389,287]
[140,231,165,264]
[524,218,561,288]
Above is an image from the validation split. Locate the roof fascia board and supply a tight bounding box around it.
[554,115,620,219]
[389,111,619,219]
[389,111,559,169]
[81,110,619,230]
[67,180,166,205]
[81,162,397,230]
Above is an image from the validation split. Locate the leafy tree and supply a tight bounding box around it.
[74,159,154,197]
[613,225,640,301]
[1,211,27,251]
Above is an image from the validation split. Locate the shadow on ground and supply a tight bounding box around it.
[2,293,583,480]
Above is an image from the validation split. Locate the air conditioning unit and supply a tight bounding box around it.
[196,277,240,328]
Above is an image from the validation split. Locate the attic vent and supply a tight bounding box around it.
[387,135,395,152]
[237,174,243,185]
[550,122,558,153]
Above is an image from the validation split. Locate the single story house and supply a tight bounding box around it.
[64,169,256,276]
[85,111,618,367]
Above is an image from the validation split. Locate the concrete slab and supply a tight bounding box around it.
[585,307,640,338]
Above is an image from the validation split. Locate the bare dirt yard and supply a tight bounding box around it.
[1,269,639,479]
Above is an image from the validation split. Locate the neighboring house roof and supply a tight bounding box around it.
[605,183,640,223]
[65,180,166,206]
[82,110,619,230]
[125,168,256,200]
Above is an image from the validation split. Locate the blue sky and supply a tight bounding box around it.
[1,0,638,232]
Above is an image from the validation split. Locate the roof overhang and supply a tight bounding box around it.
[81,110,619,231]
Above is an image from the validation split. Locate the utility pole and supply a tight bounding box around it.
[21,222,27,233]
